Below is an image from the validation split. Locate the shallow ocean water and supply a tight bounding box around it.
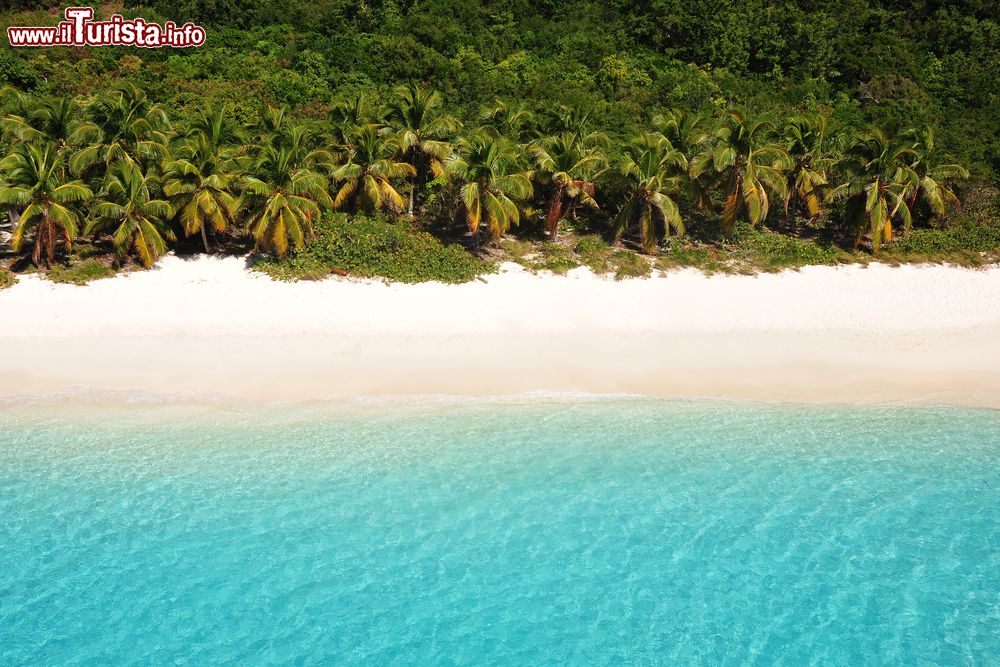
[1,397,998,665]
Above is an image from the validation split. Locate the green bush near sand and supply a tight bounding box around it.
[501,240,581,275]
[500,235,652,280]
[0,268,16,289]
[254,214,494,284]
[46,260,117,286]
[887,219,1000,263]
[877,185,1000,264]
[656,224,851,274]
[733,225,849,271]
[574,237,651,280]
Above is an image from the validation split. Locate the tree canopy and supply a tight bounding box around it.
[0,1,996,274]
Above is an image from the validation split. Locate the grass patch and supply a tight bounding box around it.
[499,238,532,262]
[46,259,116,285]
[885,217,1000,265]
[528,242,580,274]
[608,249,651,279]
[502,234,655,279]
[0,268,16,289]
[733,224,849,271]
[573,236,612,272]
[656,224,857,273]
[501,235,653,279]
[255,214,494,284]
[657,242,732,274]
[574,237,652,279]
[256,213,1000,287]
[502,238,580,274]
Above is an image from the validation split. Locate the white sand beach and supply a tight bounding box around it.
[1,255,999,406]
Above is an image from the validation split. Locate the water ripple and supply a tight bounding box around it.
[1,399,998,664]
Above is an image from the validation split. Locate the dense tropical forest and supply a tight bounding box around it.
[1,0,999,285]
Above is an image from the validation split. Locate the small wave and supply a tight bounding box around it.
[0,385,235,407]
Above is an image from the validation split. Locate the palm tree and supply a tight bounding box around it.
[0,86,26,114]
[329,94,376,145]
[385,84,458,215]
[653,107,713,210]
[252,104,297,152]
[1,96,82,238]
[0,87,29,152]
[782,115,836,222]
[530,131,606,238]
[448,134,533,244]
[239,125,333,257]
[331,124,415,214]
[2,96,79,152]
[162,106,241,252]
[612,132,687,253]
[538,105,594,138]
[479,101,535,142]
[184,104,244,148]
[86,162,174,267]
[904,126,969,221]
[829,130,919,252]
[653,108,710,158]
[691,111,788,235]
[70,83,170,176]
[0,142,92,267]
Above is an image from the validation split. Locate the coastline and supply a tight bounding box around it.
[2,255,999,408]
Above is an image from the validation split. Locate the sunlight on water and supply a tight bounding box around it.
[1,398,998,664]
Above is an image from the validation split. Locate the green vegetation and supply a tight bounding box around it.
[884,221,1000,266]
[0,267,15,288]
[254,214,493,283]
[574,237,651,280]
[733,225,846,271]
[502,239,579,275]
[891,223,1000,256]
[501,235,652,279]
[657,243,731,275]
[46,258,116,285]
[656,223,851,274]
[1,2,998,284]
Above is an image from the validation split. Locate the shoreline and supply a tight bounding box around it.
[2,255,999,408]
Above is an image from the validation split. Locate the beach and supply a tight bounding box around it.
[1,255,999,406]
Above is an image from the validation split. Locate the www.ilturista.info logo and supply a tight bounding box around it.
[7,7,206,48]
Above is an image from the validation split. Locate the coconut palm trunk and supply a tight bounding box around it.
[407,148,418,216]
[723,171,743,233]
[546,183,565,238]
[33,216,61,268]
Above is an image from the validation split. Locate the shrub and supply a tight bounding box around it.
[254,213,494,284]
[526,242,580,274]
[609,249,651,279]
[0,268,16,289]
[46,260,116,285]
[574,236,651,279]
[890,219,1000,255]
[658,241,731,273]
[574,236,612,272]
[734,225,845,271]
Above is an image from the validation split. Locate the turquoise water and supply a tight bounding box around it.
[1,397,998,665]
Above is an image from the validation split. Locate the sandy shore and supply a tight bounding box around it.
[1,254,999,406]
